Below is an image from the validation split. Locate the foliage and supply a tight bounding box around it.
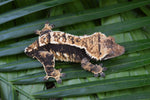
[0,0,150,100]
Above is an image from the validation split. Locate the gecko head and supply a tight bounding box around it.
[39,33,50,47]
[35,23,54,36]
[24,40,39,57]
[25,29,51,57]
[41,23,54,32]
[103,36,125,60]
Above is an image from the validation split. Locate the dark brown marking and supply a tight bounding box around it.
[45,44,90,62]
[46,67,54,74]
[91,65,97,72]
[53,32,58,38]
[82,40,87,48]
[69,36,75,44]
[37,39,39,48]
[89,64,93,68]
[98,34,101,54]
[41,30,51,35]
[47,33,51,43]
[46,67,54,71]
[106,39,113,48]
[89,39,93,44]
[62,33,67,42]
[74,55,81,62]
[75,38,80,42]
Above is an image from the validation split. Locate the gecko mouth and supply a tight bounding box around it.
[103,45,125,60]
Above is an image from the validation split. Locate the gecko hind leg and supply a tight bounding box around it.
[81,58,107,78]
[34,51,65,83]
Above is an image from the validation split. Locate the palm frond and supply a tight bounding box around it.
[0,0,149,42]
[0,0,150,100]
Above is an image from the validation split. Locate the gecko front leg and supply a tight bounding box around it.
[34,51,65,83]
[81,58,107,77]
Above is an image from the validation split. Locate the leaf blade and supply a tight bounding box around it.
[0,0,150,42]
[0,0,74,25]
[0,0,13,6]
[102,91,150,100]
[0,76,34,100]
[32,74,150,98]
[68,16,150,35]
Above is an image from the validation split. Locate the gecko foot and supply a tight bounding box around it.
[92,64,107,78]
[43,69,65,84]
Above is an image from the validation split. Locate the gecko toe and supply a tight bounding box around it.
[100,72,105,78]
[100,63,103,66]
[94,74,99,77]
[61,73,66,77]
[102,67,107,71]
[57,79,62,84]
[43,76,49,81]
[45,21,49,24]
[59,68,62,72]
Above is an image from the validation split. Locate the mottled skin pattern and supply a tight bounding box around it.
[24,23,125,83]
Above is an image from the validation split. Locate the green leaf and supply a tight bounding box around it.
[0,0,13,6]
[0,37,36,57]
[0,76,16,100]
[0,58,41,72]
[68,16,150,35]
[0,0,150,42]
[102,91,150,100]
[0,76,34,100]
[0,0,74,25]
[105,52,150,74]
[32,74,150,98]
[122,39,150,54]
[140,6,150,16]
[1,0,150,99]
